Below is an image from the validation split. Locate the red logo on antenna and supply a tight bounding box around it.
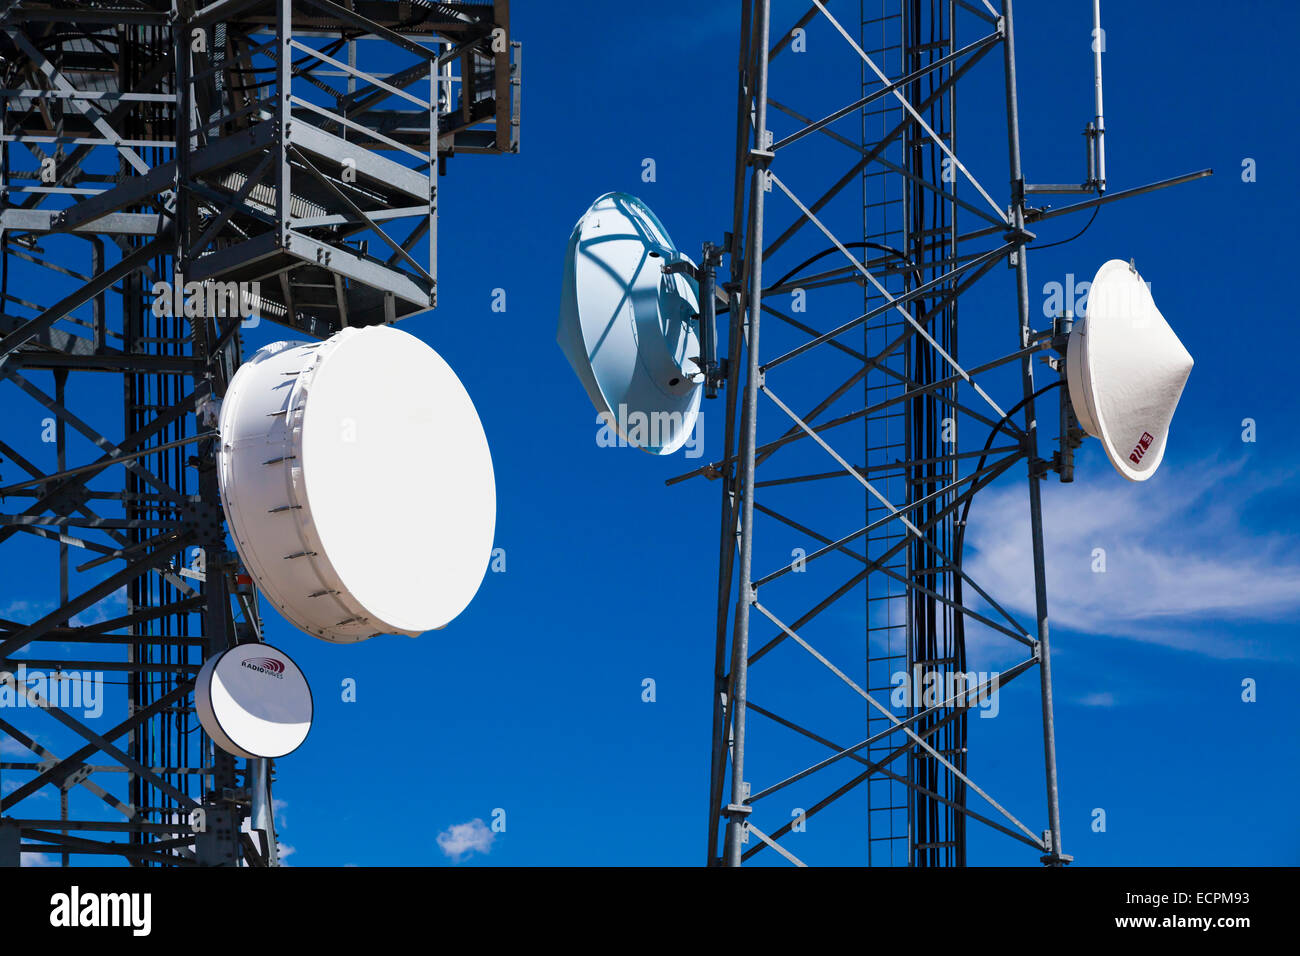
[1128,431,1154,466]
[241,656,285,678]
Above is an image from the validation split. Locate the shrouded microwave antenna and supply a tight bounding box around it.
[217,325,496,642]
[1064,259,1193,481]
[558,192,707,455]
[195,642,313,759]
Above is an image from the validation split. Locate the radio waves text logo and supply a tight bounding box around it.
[241,656,285,679]
[1129,430,1154,466]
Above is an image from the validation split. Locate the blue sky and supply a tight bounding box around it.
[3,0,1298,866]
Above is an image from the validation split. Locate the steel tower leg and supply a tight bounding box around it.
[999,0,1066,867]
[706,0,762,869]
[722,0,772,869]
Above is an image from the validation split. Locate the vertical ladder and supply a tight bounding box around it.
[861,0,912,868]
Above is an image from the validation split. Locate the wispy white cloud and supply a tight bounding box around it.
[0,736,31,757]
[1077,691,1117,708]
[962,456,1300,659]
[271,798,292,865]
[0,586,126,627]
[2,778,52,799]
[0,599,51,621]
[69,587,127,627]
[20,851,58,867]
[436,818,495,863]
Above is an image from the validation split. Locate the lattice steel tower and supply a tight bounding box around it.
[686,0,1203,866]
[0,0,518,866]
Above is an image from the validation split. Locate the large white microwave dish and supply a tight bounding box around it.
[558,192,702,455]
[195,642,312,759]
[1066,259,1193,481]
[217,324,496,642]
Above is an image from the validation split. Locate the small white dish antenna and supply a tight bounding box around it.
[1066,259,1193,481]
[558,192,703,455]
[218,325,496,642]
[195,642,312,759]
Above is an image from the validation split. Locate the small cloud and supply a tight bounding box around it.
[1,736,31,757]
[69,587,128,627]
[436,818,495,863]
[3,777,52,799]
[0,589,126,628]
[1077,692,1116,708]
[21,851,59,868]
[0,599,52,621]
[276,843,295,865]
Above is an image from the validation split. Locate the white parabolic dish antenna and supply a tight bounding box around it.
[217,325,496,642]
[1066,259,1193,481]
[195,642,312,759]
[558,192,703,455]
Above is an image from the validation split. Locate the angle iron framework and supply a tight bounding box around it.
[688,0,1111,867]
[0,0,518,867]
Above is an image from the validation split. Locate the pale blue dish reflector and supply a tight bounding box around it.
[558,192,702,455]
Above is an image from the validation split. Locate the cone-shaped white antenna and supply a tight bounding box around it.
[1066,259,1193,481]
[195,642,312,759]
[217,325,496,641]
[558,192,702,455]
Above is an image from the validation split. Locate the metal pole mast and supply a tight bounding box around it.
[999,0,1065,867]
